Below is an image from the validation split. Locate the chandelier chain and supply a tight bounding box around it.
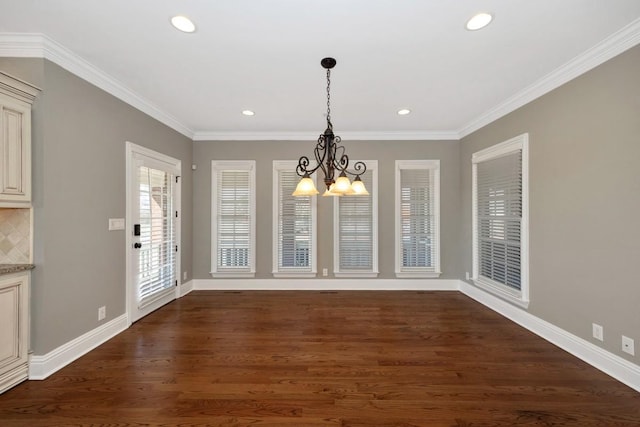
[326,68,331,127]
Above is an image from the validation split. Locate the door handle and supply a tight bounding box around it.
[134,242,142,249]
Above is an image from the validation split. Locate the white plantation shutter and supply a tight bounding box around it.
[218,171,250,268]
[472,133,529,306]
[334,162,378,277]
[211,161,255,276]
[273,162,316,276]
[396,160,440,277]
[476,152,522,290]
[137,166,175,306]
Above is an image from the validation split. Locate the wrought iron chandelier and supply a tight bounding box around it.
[293,57,369,197]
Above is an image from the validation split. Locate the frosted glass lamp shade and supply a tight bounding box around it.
[292,175,319,196]
[322,183,343,197]
[333,173,351,193]
[350,176,369,195]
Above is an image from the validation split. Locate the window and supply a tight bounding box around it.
[272,161,317,277]
[472,133,529,307]
[137,165,176,306]
[334,161,378,277]
[211,160,256,277]
[395,160,441,278]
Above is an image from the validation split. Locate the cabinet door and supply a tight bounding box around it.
[0,98,31,203]
[0,274,29,394]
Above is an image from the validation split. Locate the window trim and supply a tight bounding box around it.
[333,160,378,278]
[210,160,256,278]
[471,133,529,308]
[272,160,318,278]
[395,159,441,278]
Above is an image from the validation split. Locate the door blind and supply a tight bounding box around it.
[277,169,312,270]
[137,166,175,306]
[400,168,437,270]
[337,170,373,271]
[476,151,522,290]
[217,169,251,270]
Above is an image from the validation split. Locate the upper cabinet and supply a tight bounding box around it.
[0,72,39,206]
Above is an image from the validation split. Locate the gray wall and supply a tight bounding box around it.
[2,44,638,370]
[192,140,460,280]
[0,58,193,355]
[459,45,640,363]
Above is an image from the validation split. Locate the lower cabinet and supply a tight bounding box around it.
[0,272,29,394]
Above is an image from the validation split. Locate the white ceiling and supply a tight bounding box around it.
[1,0,640,140]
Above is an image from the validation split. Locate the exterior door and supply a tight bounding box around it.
[127,143,181,323]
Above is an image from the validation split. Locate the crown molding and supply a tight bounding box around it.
[457,17,640,138]
[194,131,318,141]
[0,33,194,139]
[193,130,460,141]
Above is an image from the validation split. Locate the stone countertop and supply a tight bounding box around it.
[0,264,35,275]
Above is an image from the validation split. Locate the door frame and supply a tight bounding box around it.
[125,141,182,326]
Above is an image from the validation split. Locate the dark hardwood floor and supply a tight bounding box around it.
[1,291,639,426]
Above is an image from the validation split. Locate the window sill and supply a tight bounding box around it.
[471,277,529,309]
[334,272,379,278]
[272,272,317,278]
[395,271,441,279]
[210,272,255,278]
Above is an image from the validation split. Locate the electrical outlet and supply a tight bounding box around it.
[465,271,470,280]
[98,306,106,321]
[322,268,328,277]
[592,323,603,341]
[183,271,187,281]
[622,336,635,356]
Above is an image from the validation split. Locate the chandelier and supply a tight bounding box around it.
[293,57,369,197]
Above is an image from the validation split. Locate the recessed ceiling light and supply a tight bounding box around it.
[171,15,196,33]
[242,110,255,116]
[466,12,493,31]
[397,109,411,116]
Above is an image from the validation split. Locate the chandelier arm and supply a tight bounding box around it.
[295,135,329,177]
[332,156,367,178]
[325,135,344,182]
[332,147,349,173]
[315,135,329,178]
[350,160,367,177]
[295,156,312,177]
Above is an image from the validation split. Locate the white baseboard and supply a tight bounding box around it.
[29,314,128,380]
[193,278,459,291]
[459,280,640,393]
[179,279,193,297]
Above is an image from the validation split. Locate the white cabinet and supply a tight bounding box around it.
[0,272,30,394]
[0,72,39,205]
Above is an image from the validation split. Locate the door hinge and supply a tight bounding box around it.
[175,280,178,287]
[175,245,178,252]
[175,176,180,183]
[175,210,178,218]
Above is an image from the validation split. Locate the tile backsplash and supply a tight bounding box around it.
[0,208,31,263]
